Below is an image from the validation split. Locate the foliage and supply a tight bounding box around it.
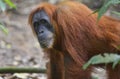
[0,0,16,34]
[0,23,8,35]
[83,53,120,70]
[4,0,16,8]
[86,0,120,72]
[112,11,120,16]
[0,0,16,12]
[97,0,120,20]
[92,77,98,79]
[0,0,6,11]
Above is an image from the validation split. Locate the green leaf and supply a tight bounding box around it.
[111,0,120,4]
[111,11,120,16]
[92,9,99,14]
[92,76,98,79]
[112,60,119,68]
[4,0,16,8]
[98,0,111,20]
[0,23,9,35]
[0,0,6,12]
[97,0,120,20]
[83,53,120,70]
[88,9,100,17]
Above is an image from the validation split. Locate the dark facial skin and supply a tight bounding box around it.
[32,10,54,48]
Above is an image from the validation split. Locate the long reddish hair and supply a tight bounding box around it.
[29,1,120,66]
[54,1,120,65]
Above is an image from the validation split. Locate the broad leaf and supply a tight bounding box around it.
[83,53,120,70]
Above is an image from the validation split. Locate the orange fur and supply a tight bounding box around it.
[29,1,120,79]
